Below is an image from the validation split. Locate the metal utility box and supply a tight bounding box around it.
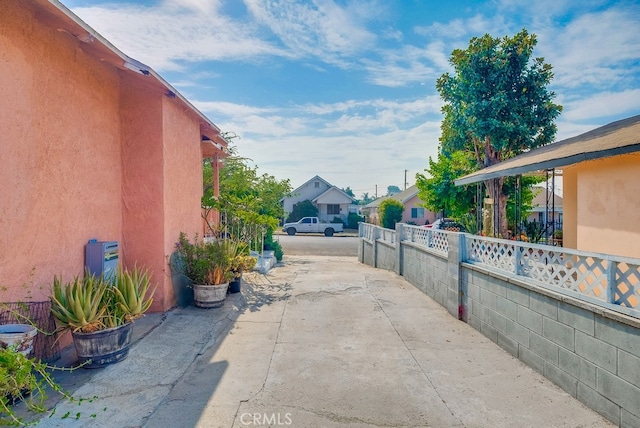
[85,240,119,281]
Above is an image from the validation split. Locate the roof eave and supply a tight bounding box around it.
[455,142,640,186]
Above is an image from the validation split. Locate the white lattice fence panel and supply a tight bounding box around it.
[401,225,448,255]
[616,261,640,308]
[518,249,609,302]
[466,237,515,272]
[404,226,429,247]
[432,230,448,254]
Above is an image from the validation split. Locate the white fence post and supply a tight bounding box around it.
[514,245,522,276]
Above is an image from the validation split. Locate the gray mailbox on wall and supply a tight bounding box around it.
[85,240,119,282]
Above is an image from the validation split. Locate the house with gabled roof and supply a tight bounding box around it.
[526,187,563,229]
[361,185,437,226]
[282,176,356,223]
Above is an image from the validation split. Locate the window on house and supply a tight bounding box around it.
[411,207,424,218]
[314,181,320,188]
[327,204,340,215]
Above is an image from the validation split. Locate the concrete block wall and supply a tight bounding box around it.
[462,264,640,426]
[376,241,396,272]
[402,243,448,308]
[360,239,374,267]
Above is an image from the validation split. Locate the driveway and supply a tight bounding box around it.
[39,256,613,427]
[276,234,359,256]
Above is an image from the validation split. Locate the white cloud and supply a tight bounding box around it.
[560,89,640,122]
[235,122,441,195]
[536,7,640,89]
[72,3,289,71]
[194,101,275,116]
[243,0,379,66]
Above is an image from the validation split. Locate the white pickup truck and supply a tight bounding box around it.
[282,217,344,236]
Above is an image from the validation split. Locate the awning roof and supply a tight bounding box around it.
[455,115,640,186]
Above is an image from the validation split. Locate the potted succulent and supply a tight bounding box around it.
[175,233,236,308]
[49,266,155,368]
[229,245,257,294]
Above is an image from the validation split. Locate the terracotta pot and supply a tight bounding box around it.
[72,323,132,369]
[193,283,229,308]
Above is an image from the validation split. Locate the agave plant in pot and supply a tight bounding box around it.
[49,266,155,368]
[175,233,236,308]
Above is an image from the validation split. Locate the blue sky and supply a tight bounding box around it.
[63,0,640,198]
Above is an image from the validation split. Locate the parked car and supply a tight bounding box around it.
[425,218,467,232]
[282,217,344,236]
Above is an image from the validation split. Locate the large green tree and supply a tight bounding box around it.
[436,29,562,237]
[203,147,291,249]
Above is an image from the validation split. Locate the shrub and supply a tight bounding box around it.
[330,217,345,225]
[286,200,318,222]
[347,212,363,229]
[379,199,404,229]
[263,230,284,261]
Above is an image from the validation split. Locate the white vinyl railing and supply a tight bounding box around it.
[360,223,640,316]
[359,222,395,244]
[401,224,449,255]
[465,235,640,313]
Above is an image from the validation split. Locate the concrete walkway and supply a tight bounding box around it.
[38,256,613,427]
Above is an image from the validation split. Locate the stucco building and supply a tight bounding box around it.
[1,0,228,311]
[361,185,437,226]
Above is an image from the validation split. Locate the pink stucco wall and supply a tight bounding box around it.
[1,2,122,302]
[160,97,204,310]
[564,154,640,258]
[1,1,223,312]
[401,195,436,225]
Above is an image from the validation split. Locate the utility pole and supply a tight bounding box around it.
[375,184,377,199]
[404,169,408,191]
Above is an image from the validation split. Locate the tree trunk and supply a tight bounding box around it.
[482,139,509,238]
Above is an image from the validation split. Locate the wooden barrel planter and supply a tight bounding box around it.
[193,283,229,308]
[71,322,133,369]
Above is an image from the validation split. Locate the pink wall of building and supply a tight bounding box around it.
[160,98,206,310]
[400,194,437,225]
[1,1,225,311]
[1,1,123,302]
[563,153,640,259]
